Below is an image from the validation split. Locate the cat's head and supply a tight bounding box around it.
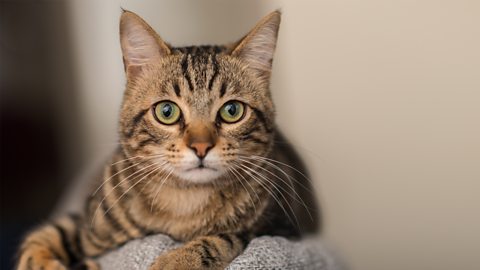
[118,10,280,185]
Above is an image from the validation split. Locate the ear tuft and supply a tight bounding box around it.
[120,10,170,78]
[231,11,281,77]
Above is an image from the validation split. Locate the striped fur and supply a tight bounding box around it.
[16,10,320,270]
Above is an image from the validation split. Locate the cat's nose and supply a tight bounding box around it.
[184,122,217,159]
[189,142,213,158]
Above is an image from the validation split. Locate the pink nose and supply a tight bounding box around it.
[189,142,213,158]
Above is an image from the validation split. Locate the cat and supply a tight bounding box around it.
[16,10,319,270]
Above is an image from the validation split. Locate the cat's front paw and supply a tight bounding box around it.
[16,248,67,270]
[17,248,100,270]
[149,248,220,270]
[149,251,199,270]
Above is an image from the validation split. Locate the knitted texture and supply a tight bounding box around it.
[97,234,343,270]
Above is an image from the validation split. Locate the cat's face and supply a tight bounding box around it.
[118,11,280,185]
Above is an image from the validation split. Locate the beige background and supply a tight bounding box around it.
[67,1,480,269]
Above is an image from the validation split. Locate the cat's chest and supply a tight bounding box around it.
[155,186,212,216]
[129,185,261,240]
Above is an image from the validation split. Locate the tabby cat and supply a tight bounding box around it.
[16,10,319,270]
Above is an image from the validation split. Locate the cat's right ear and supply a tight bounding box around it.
[120,10,170,79]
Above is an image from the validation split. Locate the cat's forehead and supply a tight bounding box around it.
[153,46,254,101]
[171,45,227,55]
[170,45,228,93]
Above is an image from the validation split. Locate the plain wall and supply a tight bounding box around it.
[67,1,480,270]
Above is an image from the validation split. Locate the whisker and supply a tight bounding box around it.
[236,162,301,229]
[92,161,143,196]
[231,162,298,229]
[92,154,167,197]
[233,162,296,227]
[246,155,315,195]
[90,162,159,227]
[110,155,144,166]
[249,155,311,182]
[226,167,257,215]
[229,164,261,203]
[103,165,164,218]
[229,165,259,201]
[134,162,169,207]
[238,157,313,220]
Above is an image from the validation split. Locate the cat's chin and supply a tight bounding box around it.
[174,167,224,184]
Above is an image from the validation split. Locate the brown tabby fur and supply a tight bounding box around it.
[16,10,320,270]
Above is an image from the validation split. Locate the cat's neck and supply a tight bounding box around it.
[146,180,214,216]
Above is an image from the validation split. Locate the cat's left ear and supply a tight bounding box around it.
[230,11,281,80]
[120,10,171,79]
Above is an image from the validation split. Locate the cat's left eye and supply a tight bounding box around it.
[153,101,181,125]
[219,101,245,123]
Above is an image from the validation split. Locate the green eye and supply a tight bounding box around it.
[154,101,181,125]
[219,101,245,123]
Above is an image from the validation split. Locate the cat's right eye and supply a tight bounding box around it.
[153,101,181,125]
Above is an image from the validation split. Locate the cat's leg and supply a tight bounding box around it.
[149,232,251,270]
[16,214,102,270]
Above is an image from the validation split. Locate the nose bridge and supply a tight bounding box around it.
[185,121,217,157]
[185,121,216,143]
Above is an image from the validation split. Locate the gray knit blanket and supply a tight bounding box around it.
[96,234,343,270]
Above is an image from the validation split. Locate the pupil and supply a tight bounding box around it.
[227,104,237,116]
[162,104,172,117]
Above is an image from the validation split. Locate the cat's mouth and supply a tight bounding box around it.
[185,165,217,172]
[175,163,224,184]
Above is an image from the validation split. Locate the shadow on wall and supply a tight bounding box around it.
[0,1,81,269]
